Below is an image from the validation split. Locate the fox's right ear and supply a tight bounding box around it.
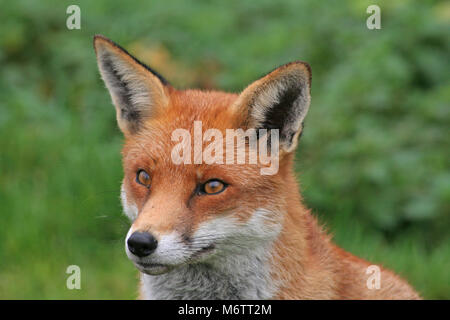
[94,35,169,135]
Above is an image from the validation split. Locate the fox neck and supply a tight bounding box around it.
[270,163,341,299]
[140,242,278,299]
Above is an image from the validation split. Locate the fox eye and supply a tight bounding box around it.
[136,170,151,188]
[201,180,227,195]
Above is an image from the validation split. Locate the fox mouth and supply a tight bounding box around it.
[135,262,172,275]
[134,244,216,275]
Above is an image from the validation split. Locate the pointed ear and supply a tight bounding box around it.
[234,62,311,153]
[93,35,169,135]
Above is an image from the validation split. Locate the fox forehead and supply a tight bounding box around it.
[121,87,274,178]
[147,88,240,134]
[121,89,240,158]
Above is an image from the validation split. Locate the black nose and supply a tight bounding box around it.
[127,231,158,257]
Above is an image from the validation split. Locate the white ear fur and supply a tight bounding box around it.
[94,35,169,134]
[234,62,311,152]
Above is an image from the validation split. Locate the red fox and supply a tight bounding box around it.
[94,35,420,300]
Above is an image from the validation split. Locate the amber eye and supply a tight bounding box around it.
[201,180,227,195]
[136,170,151,188]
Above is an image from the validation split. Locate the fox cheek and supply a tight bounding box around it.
[121,183,138,221]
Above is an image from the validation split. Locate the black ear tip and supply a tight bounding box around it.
[298,61,311,76]
[93,35,126,55]
[93,34,106,51]
[93,34,116,49]
[93,34,112,41]
[288,61,312,85]
[93,34,105,44]
[268,61,311,86]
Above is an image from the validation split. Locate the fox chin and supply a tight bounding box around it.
[94,34,421,300]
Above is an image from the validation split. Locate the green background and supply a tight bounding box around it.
[0,0,449,299]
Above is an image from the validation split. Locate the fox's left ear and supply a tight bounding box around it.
[94,35,169,135]
[234,62,311,152]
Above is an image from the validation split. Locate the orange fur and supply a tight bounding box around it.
[123,90,420,299]
[269,156,420,299]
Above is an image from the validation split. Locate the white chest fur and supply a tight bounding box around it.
[140,246,278,300]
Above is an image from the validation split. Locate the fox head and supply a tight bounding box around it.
[94,35,311,275]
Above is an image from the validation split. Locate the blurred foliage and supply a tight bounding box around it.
[0,0,448,299]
